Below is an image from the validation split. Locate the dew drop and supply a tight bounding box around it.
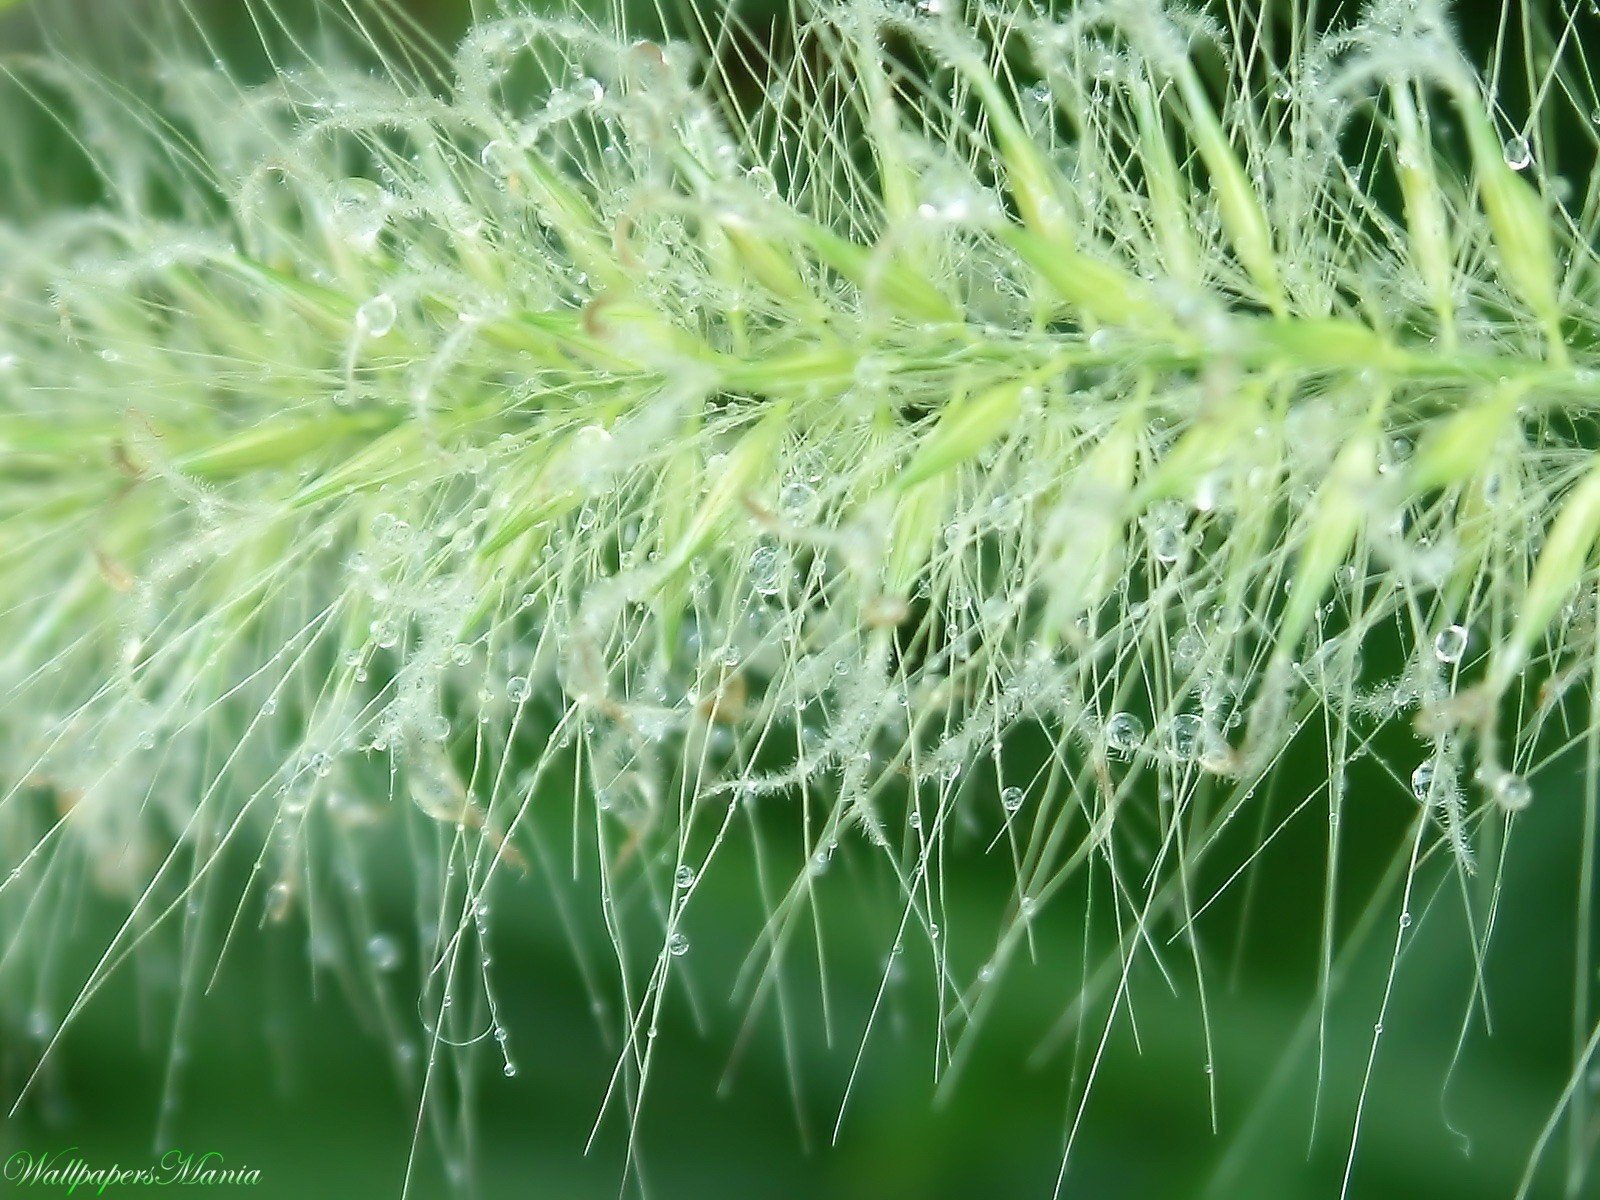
[367,935,400,972]
[357,293,397,338]
[748,544,785,596]
[674,865,696,889]
[1150,523,1184,563]
[1174,630,1204,666]
[1105,711,1146,758]
[481,137,518,176]
[1490,771,1532,812]
[266,881,292,919]
[1503,135,1533,171]
[1410,761,1435,801]
[506,676,531,702]
[1168,713,1203,759]
[667,931,690,957]
[1433,624,1468,665]
[1001,786,1024,813]
[328,179,391,249]
[778,480,815,519]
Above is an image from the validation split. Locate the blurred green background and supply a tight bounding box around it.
[2,1,1597,1197]
[4,735,1593,1199]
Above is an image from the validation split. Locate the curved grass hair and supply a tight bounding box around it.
[3,0,1600,1193]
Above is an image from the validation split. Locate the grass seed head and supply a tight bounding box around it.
[3,0,1600,1189]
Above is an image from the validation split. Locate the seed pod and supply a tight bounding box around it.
[884,475,954,601]
[1138,377,1269,507]
[715,212,812,309]
[636,402,780,665]
[658,405,789,578]
[1252,318,1402,373]
[799,223,957,324]
[181,411,390,480]
[1279,433,1379,655]
[1041,416,1140,633]
[1492,459,1600,691]
[1133,80,1200,289]
[1405,387,1520,497]
[581,295,710,368]
[1004,228,1168,330]
[898,378,1029,491]
[949,51,1068,242]
[1389,80,1457,345]
[1170,62,1284,315]
[522,155,628,290]
[952,44,1163,330]
[851,17,916,226]
[1440,450,1522,619]
[1452,86,1566,362]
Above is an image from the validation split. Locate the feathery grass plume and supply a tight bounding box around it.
[3,0,1600,1192]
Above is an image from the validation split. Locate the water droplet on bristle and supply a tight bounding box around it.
[1433,625,1468,664]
